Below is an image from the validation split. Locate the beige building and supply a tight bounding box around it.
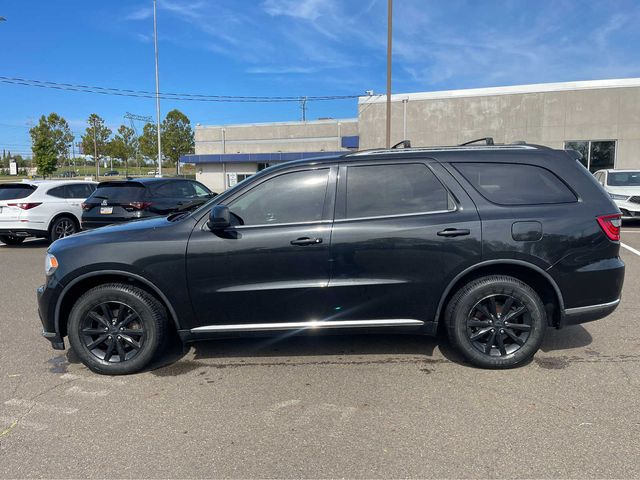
[359,78,640,171]
[189,118,357,192]
[185,78,640,191]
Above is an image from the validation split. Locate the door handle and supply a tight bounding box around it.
[290,237,323,246]
[437,228,470,237]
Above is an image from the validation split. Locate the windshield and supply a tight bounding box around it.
[0,184,37,200]
[89,183,145,203]
[608,172,640,187]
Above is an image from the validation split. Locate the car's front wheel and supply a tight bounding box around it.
[445,275,546,369]
[67,283,168,375]
[0,235,25,245]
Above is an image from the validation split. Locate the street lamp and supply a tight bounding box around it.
[153,0,162,177]
[385,0,393,149]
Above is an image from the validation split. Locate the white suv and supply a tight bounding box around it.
[0,180,97,245]
[594,169,640,219]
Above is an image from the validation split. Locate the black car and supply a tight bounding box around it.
[38,142,625,374]
[81,178,215,230]
[103,170,120,177]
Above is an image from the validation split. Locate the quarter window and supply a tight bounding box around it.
[454,163,577,205]
[345,163,450,219]
[229,169,329,226]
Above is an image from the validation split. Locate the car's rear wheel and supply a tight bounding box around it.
[67,283,168,375]
[49,216,78,241]
[445,275,546,369]
[0,235,25,245]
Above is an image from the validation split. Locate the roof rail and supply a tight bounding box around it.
[459,137,495,146]
[391,140,411,149]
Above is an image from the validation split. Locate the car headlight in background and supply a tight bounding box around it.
[609,193,630,201]
[45,253,58,276]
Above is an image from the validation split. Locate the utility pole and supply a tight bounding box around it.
[300,97,308,122]
[385,0,393,148]
[153,0,162,177]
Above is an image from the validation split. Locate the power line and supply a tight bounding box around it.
[0,76,361,103]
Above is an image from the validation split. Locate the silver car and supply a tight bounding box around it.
[594,169,640,219]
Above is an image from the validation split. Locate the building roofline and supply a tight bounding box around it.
[195,118,358,129]
[358,78,640,104]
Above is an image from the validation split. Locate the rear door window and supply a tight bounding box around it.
[0,184,36,200]
[454,162,577,205]
[345,163,451,219]
[48,186,69,198]
[91,183,145,203]
[66,183,96,198]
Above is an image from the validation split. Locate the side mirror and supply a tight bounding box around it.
[207,205,230,230]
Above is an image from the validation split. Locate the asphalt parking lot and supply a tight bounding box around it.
[1,226,639,479]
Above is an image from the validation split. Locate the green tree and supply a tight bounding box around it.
[47,113,73,162]
[29,115,58,177]
[161,109,194,174]
[108,125,138,176]
[81,114,112,175]
[139,122,158,161]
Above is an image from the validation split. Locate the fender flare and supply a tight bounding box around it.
[54,270,181,335]
[433,259,565,324]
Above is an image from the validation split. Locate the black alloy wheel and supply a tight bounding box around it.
[445,275,546,369]
[80,301,146,363]
[466,294,532,357]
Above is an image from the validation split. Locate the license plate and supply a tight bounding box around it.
[100,207,113,215]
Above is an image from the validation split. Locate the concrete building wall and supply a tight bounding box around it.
[195,118,358,155]
[358,79,640,169]
[197,162,257,193]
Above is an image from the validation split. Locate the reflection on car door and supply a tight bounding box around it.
[186,167,337,328]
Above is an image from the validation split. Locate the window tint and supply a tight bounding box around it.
[48,186,68,198]
[91,183,145,202]
[66,183,95,198]
[0,184,37,200]
[229,169,328,226]
[608,171,640,187]
[152,182,181,198]
[454,163,577,205]
[191,182,211,196]
[345,163,450,219]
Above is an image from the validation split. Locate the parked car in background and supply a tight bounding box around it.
[39,141,624,374]
[60,171,78,178]
[81,178,215,230]
[103,170,120,177]
[0,180,97,245]
[594,169,640,219]
[147,170,159,176]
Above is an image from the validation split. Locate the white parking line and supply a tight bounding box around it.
[621,243,640,257]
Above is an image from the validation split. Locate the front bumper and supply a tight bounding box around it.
[37,283,65,350]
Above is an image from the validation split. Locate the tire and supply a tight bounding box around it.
[67,283,168,375]
[49,216,78,242]
[0,235,25,245]
[445,275,546,369]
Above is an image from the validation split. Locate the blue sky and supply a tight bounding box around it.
[1,0,640,156]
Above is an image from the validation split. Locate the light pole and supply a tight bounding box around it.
[385,0,393,149]
[153,0,162,177]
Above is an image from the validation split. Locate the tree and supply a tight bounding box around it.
[161,109,194,174]
[108,125,137,176]
[29,113,73,177]
[29,115,58,177]
[81,114,112,175]
[138,122,158,161]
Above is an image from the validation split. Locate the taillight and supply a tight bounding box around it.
[597,214,622,241]
[81,203,93,211]
[123,201,152,212]
[8,202,42,210]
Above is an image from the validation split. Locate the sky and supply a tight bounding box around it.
[1,0,640,157]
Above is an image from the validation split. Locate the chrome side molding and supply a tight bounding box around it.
[191,318,425,333]
[564,299,620,315]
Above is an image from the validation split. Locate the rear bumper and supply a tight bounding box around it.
[563,298,621,326]
[0,228,48,238]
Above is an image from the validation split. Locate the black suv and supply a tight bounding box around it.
[81,177,215,230]
[38,143,625,374]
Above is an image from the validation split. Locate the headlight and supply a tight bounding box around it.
[609,193,629,201]
[45,253,59,276]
